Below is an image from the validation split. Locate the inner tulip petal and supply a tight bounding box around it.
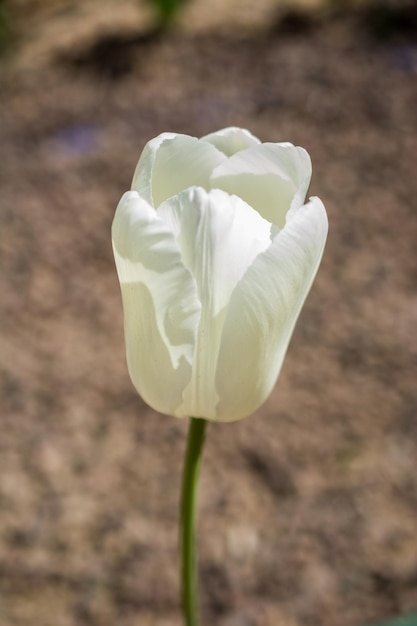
[132,133,226,209]
[201,127,261,157]
[210,143,312,228]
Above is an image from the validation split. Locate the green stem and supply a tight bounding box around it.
[180,417,207,626]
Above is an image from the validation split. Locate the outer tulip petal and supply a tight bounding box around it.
[112,191,201,416]
[214,197,328,422]
[158,187,272,315]
[158,187,272,419]
[210,143,312,228]
[131,133,226,209]
[201,126,261,157]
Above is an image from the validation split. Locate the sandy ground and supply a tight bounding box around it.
[1,1,417,625]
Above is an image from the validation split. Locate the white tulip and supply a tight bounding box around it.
[112,127,328,422]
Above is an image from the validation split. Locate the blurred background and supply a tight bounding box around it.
[1,0,417,625]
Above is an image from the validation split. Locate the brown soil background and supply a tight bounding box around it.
[1,1,417,625]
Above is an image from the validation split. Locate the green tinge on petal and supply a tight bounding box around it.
[210,143,312,228]
[132,133,226,209]
[112,191,201,417]
[214,197,328,422]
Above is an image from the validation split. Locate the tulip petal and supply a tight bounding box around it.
[158,187,272,315]
[214,197,328,422]
[131,133,226,209]
[158,187,272,419]
[210,143,312,228]
[112,191,201,417]
[201,126,261,157]
[130,132,176,206]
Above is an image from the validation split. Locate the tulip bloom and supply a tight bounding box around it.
[112,127,328,422]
